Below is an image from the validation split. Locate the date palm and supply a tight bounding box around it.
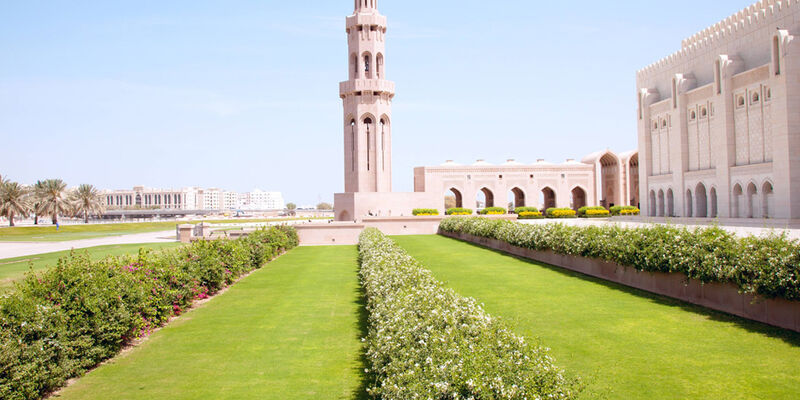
[29,180,46,225]
[71,184,105,224]
[35,179,69,225]
[0,181,30,227]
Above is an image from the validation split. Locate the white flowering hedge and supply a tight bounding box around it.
[440,217,800,302]
[358,228,581,399]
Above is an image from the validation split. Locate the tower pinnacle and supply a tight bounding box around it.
[354,0,378,13]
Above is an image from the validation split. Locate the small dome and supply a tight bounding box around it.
[440,160,462,167]
[504,159,524,166]
[472,159,494,166]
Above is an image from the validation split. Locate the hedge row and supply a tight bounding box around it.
[478,207,506,215]
[446,207,473,215]
[358,228,581,399]
[577,206,609,218]
[439,217,800,301]
[545,208,577,218]
[0,226,298,400]
[412,208,439,216]
[610,205,640,216]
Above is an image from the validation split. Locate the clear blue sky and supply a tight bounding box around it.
[0,0,755,205]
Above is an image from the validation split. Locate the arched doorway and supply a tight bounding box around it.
[762,182,774,218]
[685,189,693,218]
[695,183,708,218]
[649,190,657,217]
[667,189,675,217]
[571,187,587,210]
[445,188,463,210]
[338,210,351,222]
[732,184,743,218]
[657,190,665,217]
[476,187,495,209]
[541,187,556,210]
[629,153,640,207]
[508,187,525,210]
[600,153,620,207]
[709,187,718,218]
[746,183,758,218]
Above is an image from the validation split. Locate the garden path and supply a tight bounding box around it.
[0,230,176,259]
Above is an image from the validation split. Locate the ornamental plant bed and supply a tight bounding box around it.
[412,208,439,216]
[358,228,582,399]
[0,226,299,400]
[439,218,800,333]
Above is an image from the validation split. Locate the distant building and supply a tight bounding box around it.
[102,186,285,211]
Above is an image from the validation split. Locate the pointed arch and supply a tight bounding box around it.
[732,183,744,218]
[746,182,759,218]
[509,187,526,209]
[362,51,373,79]
[657,189,665,217]
[541,187,556,210]
[762,181,774,219]
[649,190,657,217]
[695,183,708,218]
[376,53,384,79]
[476,187,495,209]
[685,189,693,218]
[709,187,718,218]
[446,187,463,209]
[570,186,587,211]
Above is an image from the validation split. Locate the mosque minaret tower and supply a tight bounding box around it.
[340,0,394,193]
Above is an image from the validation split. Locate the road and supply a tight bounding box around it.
[0,230,177,259]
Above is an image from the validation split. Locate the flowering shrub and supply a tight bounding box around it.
[519,211,544,219]
[439,217,800,301]
[358,228,581,399]
[446,208,473,216]
[584,209,611,218]
[577,206,606,218]
[610,206,640,216]
[412,208,439,216]
[478,207,506,215]
[0,226,298,400]
[546,208,577,219]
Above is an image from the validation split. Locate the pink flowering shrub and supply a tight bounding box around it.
[0,226,297,400]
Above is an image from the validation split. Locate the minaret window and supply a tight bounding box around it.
[364,118,373,170]
[376,54,384,79]
[381,119,386,170]
[350,120,356,171]
[364,55,371,79]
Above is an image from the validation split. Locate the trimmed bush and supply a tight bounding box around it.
[610,206,640,216]
[358,228,581,399]
[519,211,544,219]
[0,227,297,400]
[439,217,800,302]
[412,208,439,216]
[445,208,473,216]
[546,208,577,219]
[577,206,606,217]
[478,206,506,215]
[514,206,539,214]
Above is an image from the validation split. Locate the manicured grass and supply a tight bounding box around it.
[393,235,800,400]
[57,246,366,400]
[0,242,183,293]
[0,218,330,242]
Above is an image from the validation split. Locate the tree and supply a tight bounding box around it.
[286,203,297,210]
[70,184,105,224]
[316,202,333,210]
[35,179,69,225]
[0,181,30,227]
[29,180,46,225]
[444,195,457,210]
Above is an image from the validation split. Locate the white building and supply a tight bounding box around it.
[244,190,285,210]
[637,0,800,220]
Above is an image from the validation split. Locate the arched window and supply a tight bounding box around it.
[380,119,387,171]
[364,117,373,171]
[351,53,358,79]
[774,36,781,76]
[700,107,707,118]
[737,96,745,108]
[364,54,371,79]
[752,92,760,104]
[690,110,696,120]
[349,120,356,164]
[762,182,774,219]
[376,53,384,79]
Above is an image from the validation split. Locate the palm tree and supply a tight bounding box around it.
[0,181,30,227]
[29,180,46,225]
[35,179,69,225]
[70,184,105,224]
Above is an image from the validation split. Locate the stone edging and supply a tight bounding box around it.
[440,230,800,333]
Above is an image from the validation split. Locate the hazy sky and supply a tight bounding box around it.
[0,0,755,205]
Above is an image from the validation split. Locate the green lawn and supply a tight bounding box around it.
[56,246,366,400]
[0,242,183,293]
[0,218,329,242]
[392,235,800,400]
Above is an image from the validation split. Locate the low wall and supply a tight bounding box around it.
[441,230,800,333]
[297,215,517,245]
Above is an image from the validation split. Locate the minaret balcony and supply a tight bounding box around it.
[339,79,395,96]
[346,14,387,29]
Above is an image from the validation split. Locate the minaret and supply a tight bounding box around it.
[340,0,394,193]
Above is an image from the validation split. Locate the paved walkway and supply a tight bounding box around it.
[519,218,800,240]
[0,231,177,259]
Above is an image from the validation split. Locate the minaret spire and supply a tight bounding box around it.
[354,0,378,13]
[340,0,395,193]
